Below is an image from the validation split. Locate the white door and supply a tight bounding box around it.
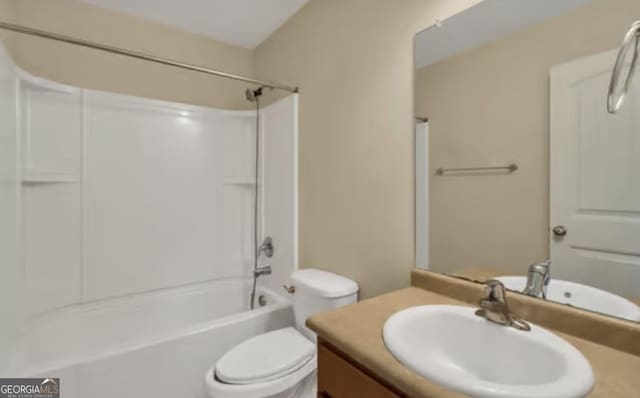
[415,121,429,269]
[550,49,640,298]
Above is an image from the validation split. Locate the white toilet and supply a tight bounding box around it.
[205,269,359,398]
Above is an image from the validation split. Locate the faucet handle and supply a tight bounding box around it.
[259,236,274,258]
[477,279,531,332]
[529,259,551,272]
[483,279,507,301]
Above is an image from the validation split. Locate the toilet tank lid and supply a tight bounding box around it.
[291,269,359,298]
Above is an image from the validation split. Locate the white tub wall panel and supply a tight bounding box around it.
[19,75,83,317]
[39,305,293,398]
[220,113,259,274]
[21,85,82,175]
[14,86,267,308]
[0,42,19,371]
[22,184,83,316]
[261,95,299,293]
[221,186,255,274]
[84,91,225,301]
[221,114,256,181]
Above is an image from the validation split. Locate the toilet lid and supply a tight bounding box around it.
[215,327,315,385]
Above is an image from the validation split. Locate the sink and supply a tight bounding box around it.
[383,305,594,398]
[496,276,640,322]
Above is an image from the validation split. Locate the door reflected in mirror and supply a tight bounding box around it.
[414,0,640,322]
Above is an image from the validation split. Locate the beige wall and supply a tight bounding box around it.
[0,0,255,109]
[0,0,15,53]
[254,0,481,298]
[416,0,640,275]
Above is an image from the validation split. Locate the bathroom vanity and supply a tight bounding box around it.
[401,2,640,394]
[309,270,640,397]
[317,342,403,398]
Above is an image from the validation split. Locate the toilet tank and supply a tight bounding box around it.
[290,269,359,340]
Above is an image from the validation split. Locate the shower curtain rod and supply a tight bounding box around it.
[0,21,299,93]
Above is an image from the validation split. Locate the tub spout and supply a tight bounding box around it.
[254,265,272,277]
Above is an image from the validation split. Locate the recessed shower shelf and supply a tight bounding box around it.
[21,170,79,184]
[224,177,256,185]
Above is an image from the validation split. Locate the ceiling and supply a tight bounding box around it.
[79,0,310,49]
[414,0,591,69]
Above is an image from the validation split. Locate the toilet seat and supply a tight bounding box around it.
[216,327,315,384]
[206,328,317,398]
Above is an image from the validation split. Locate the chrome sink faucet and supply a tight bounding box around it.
[523,260,551,299]
[475,279,531,331]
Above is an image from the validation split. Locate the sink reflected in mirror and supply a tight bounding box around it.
[496,276,640,322]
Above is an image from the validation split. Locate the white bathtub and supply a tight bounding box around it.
[9,278,294,398]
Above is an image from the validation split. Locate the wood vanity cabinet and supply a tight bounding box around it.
[317,340,405,398]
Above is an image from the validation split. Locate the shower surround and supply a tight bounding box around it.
[0,43,298,397]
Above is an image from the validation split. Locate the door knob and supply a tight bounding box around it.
[552,225,567,237]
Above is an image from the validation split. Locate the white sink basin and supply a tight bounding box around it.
[383,305,594,398]
[496,276,640,322]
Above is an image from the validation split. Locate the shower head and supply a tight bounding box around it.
[245,86,264,102]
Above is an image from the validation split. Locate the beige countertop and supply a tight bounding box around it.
[307,285,640,397]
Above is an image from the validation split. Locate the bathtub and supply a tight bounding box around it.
[9,278,294,398]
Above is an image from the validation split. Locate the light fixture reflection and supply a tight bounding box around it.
[178,110,191,124]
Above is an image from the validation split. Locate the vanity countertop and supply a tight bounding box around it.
[307,284,640,397]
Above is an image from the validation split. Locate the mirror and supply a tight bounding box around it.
[414,0,640,322]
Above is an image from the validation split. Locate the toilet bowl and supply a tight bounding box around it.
[204,269,358,398]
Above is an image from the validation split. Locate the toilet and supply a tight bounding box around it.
[205,269,359,398]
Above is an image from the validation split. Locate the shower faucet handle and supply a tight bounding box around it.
[259,236,274,258]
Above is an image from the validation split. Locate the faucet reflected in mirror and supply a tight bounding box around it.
[522,260,551,299]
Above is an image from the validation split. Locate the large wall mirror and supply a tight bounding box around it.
[414,0,640,323]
